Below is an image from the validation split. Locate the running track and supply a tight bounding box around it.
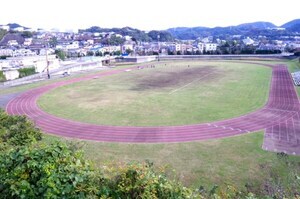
[5,63,300,155]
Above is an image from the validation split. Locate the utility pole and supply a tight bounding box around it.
[157,34,160,61]
[45,34,50,79]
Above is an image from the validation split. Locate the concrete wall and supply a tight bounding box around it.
[116,56,157,63]
[2,60,103,87]
[3,70,19,80]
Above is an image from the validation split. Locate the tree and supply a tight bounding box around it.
[49,37,58,47]
[95,51,103,56]
[55,49,66,61]
[87,51,94,56]
[21,31,33,38]
[125,48,133,55]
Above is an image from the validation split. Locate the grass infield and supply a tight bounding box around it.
[38,61,271,126]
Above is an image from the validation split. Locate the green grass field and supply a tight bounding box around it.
[2,59,300,192]
[43,131,300,190]
[38,61,271,126]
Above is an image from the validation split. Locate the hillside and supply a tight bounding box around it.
[237,21,277,29]
[166,20,296,40]
[281,19,300,32]
[80,26,175,42]
[0,33,25,46]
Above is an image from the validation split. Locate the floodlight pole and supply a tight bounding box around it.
[45,44,50,79]
[45,34,50,79]
[157,34,160,61]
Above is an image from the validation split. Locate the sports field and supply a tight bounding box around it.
[38,61,271,126]
[4,59,300,192]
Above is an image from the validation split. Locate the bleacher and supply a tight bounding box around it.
[291,71,300,86]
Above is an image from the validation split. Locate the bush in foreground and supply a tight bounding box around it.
[0,143,97,198]
[0,110,42,150]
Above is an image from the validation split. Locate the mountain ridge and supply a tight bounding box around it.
[1,19,299,40]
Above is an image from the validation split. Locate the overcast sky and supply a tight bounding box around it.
[0,0,299,31]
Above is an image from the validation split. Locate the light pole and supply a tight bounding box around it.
[157,34,160,61]
[44,34,50,79]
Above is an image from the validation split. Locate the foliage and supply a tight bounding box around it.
[81,26,151,42]
[87,51,94,56]
[99,161,198,199]
[0,70,6,82]
[256,49,282,54]
[49,36,58,47]
[0,28,8,41]
[95,51,103,56]
[18,67,36,78]
[0,142,98,198]
[148,30,175,42]
[102,35,125,46]
[0,109,42,147]
[260,153,300,198]
[55,49,67,61]
[21,31,33,38]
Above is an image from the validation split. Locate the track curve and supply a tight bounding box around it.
[5,63,300,154]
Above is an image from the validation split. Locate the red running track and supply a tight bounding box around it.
[5,64,300,155]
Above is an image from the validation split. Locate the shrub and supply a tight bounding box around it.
[0,142,98,198]
[18,67,36,78]
[99,162,198,199]
[0,109,42,147]
[0,70,6,82]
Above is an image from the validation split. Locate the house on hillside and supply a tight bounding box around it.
[243,37,255,45]
[7,40,19,46]
[13,27,24,32]
[0,25,10,31]
[24,38,33,46]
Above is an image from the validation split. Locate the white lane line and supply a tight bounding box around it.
[169,72,215,94]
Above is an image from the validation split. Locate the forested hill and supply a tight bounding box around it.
[79,26,175,42]
[167,19,300,40]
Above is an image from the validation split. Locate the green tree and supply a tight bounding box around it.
[21,31,33,38]
[55,49,66,61]
[95,51,103,56]
[0,109,42,147]
[0,70,6,82]
[49,36,58,47]
[0,142,97,198]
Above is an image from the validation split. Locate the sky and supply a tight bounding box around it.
[0,0,299,31]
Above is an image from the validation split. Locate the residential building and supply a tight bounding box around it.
[204,43,217,51]
[197,43,204,53]
[0,25,10,31]
[24,38,33,46]
[243,37,255,45]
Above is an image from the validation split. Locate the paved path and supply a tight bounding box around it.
[5,64,300,155]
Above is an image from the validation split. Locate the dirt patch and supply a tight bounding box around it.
[131,66,223,91]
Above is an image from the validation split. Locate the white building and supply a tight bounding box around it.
[13,27,25,32]
[197,43,204,53]
[122,43,134,53]
[39,48,55,56]
[6,55,60,73]
[66,41,79,50]
[13,49,36,57]
[0,25,10,31]
[24,38,33,46]
[8,40,19,46]
[0,49,14,57]
[3,69,19,80]
[243,37,255,45]
[204,43,217,51]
